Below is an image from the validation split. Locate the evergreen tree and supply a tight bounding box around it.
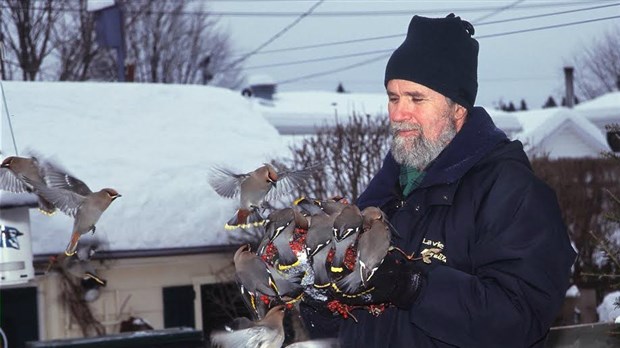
[520,99,528,111]
[507,101,516,112]
[543,96,557,108]
[336,82,346,93]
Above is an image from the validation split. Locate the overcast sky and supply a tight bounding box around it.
[208,0,619,109]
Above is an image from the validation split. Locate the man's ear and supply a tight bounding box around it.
[454,104,467,121]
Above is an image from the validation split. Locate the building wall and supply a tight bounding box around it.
[36,252,235,340]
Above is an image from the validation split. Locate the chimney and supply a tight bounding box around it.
[564,66,575,108]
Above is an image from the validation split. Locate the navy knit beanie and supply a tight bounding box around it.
[385,13,479,110]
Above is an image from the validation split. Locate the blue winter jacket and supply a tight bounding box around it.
[303,107,576,347]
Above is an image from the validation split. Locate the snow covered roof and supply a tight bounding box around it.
[574,92,620,128]
[0,81,290,255]
[512,107,609,158]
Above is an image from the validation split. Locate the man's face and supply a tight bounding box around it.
[387,79,466,170]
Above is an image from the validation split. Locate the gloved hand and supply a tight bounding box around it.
[336,252,426,309]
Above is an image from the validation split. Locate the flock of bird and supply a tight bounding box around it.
[1,155,399,347]
[208,163,403,347]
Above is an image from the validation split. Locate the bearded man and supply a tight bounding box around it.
[301,13,576,348]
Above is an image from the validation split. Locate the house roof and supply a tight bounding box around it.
[512,108,609,158]
[0,81,290,255]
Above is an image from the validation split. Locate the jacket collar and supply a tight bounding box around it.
[419,106,509,187]
[356,107,508,209]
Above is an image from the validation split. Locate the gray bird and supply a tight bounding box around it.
[263,208,309,270]
[335,207,391,294]
[233,244,303,303]
[330,205,363,274]
[0,156,56,214]
[23,172,121,256]
[294,196,348,217]
[311,244,332,288]
[210,304,286,348]
[209,163,319,230]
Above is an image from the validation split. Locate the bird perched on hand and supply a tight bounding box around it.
[233,244,303,306]
[0,155,56,214]
[210,305,286,348]
[335,206,392,294]
[261,208,309,270]
[208,163,320,230]
[330,204,363,274]
[23,169,121,256]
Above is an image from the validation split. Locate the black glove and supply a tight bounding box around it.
[338,252,426,309]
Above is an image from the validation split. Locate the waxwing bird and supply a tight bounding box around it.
[335,210,391,294]
[263,208,309,270]
[208,163,320,230]
[0,156,56,214]
[294,196,348,217]
[330,205,363,274]
[233,245,303,302]
[311,243,332,288]
[210,305,286,348]
[23,174,121,256]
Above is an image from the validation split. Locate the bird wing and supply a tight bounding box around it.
[211,326,277,348]
[43,167,93,196]
[0,168,30,193]
[266,163,321,201]
[208,166,247,199]
[22,176,85,217]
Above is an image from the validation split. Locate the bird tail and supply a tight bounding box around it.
[225,209,265,230]
[311,246,332,288]
[37,197,56,216]
[64,231,81,256]
[335,265,362,294]
[84,272,108,287]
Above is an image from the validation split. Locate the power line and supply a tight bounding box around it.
[275,14,620,85]
[224,0,324,70]
[0,1,614,16]
[472,0,525,23]
[234,2,620,57]
[277,53,388,85]
[245,49,390,70]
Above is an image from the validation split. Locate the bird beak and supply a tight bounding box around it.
[111,194,122,201]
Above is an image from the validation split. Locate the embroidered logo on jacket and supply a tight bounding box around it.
[421,238,447,263]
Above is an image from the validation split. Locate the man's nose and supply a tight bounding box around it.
[390,101,411,122]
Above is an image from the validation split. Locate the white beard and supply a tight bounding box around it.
[390,115,457,170]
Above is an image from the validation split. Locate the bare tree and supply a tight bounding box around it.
[570,24,620,100]
[51,0,100,81]
[107,0,244,87]
[285,113,390,202]
[0,0,60,80]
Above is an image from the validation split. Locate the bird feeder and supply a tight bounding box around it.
[0,207,35,287]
